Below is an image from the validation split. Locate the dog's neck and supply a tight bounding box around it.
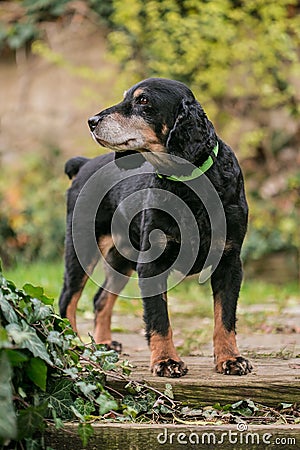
[155,142,219,182]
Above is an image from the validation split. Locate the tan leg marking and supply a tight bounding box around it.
[150,328,188,377]
[94,292,117,345]
[66,278,87,333]
[150,328,181,367]
[213,297,240,372]
[98,235,114,258]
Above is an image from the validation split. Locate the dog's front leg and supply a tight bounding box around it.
[137,266,188,377]
[211,250,253,375]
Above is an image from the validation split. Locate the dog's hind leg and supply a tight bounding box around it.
[59,232,98,333]
[93,244,133,352]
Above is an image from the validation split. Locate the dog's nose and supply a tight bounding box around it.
[88,115,100,132]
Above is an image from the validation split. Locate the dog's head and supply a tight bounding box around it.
[88,78,217,173]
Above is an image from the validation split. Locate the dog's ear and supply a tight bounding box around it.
[114,150,146,170]
[166,99,217,166]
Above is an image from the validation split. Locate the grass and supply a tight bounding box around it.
[4,259,299,311]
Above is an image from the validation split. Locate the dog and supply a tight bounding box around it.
[59,77,252,377]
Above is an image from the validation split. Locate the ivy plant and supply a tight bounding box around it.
[0,262,128,447]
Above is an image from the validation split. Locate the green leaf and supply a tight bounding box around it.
[122,394,150,417]
[5,349,29,366]
[164,383,174,400]
[281,403,293,409]
[23,283,53,306]
[94,348,119,370]
[76,381,97,397]
[0,351,17,440]
[231,400,244,409]
[31,298,52,321]
[125,381,142,395]
[6,320,52,365]
[50,407,65,430]
[47,330,63,346]
[78,422,94,448]
[96,391,118,416]
[17,404,47,439]
[120,359,133,376]
[0,326,12,349]
[231,399,258,416]
[159,404,173,414]
[22,284,44,299]
[71,406,85,422]
[73,398,95,418]
[0,294,18,323]
[26,357,47,391]
[45,379,74,419]
[63,367,79,379]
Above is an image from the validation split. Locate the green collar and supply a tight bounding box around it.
[156,142,219,182]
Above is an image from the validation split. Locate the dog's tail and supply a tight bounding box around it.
[64,156,90,179]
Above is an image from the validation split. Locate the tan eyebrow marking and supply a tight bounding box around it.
[133,88,145,98]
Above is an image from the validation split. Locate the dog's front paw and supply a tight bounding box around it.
[152,359,188,378]
[216,356,253,375]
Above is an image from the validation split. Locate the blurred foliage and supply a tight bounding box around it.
[0,0,299,274]
[0,148,66,266]
[0,0,113,51]
[108,0,300,114]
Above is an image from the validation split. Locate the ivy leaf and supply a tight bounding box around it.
[280,403,293,410]
[96,391,119,416]
[23,283,54,306]
[17,404,47,440]
[120,359,133,376]
[125,381,142,395]
[47,331,63,346]
[31,298,52,321]
[71,406,85,422]
[26,357,47,391]
[5,349,29,366]
[63,367,79,379]
[22,284,44,299]
[0,326,13,349]
[231,400,243,409]
[164,383,174,400]
[231,399,258,416]
[73,398,95,418]
[78,422,94,447]
[45,379,74,419]
[6,321,52,365]
[76,381,97,398]
[50,407,65,430]
[0,294,18,324]
[122,392,155,417]
[94,349,119,370]
[0,351,17,440]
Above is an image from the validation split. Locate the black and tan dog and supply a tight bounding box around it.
[59,78,252,377]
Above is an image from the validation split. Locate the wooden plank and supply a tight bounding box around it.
[44,357,300,449]
[108,357,300,406]
[45,423,300,450]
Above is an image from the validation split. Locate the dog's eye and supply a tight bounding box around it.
[138,95,149,105]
